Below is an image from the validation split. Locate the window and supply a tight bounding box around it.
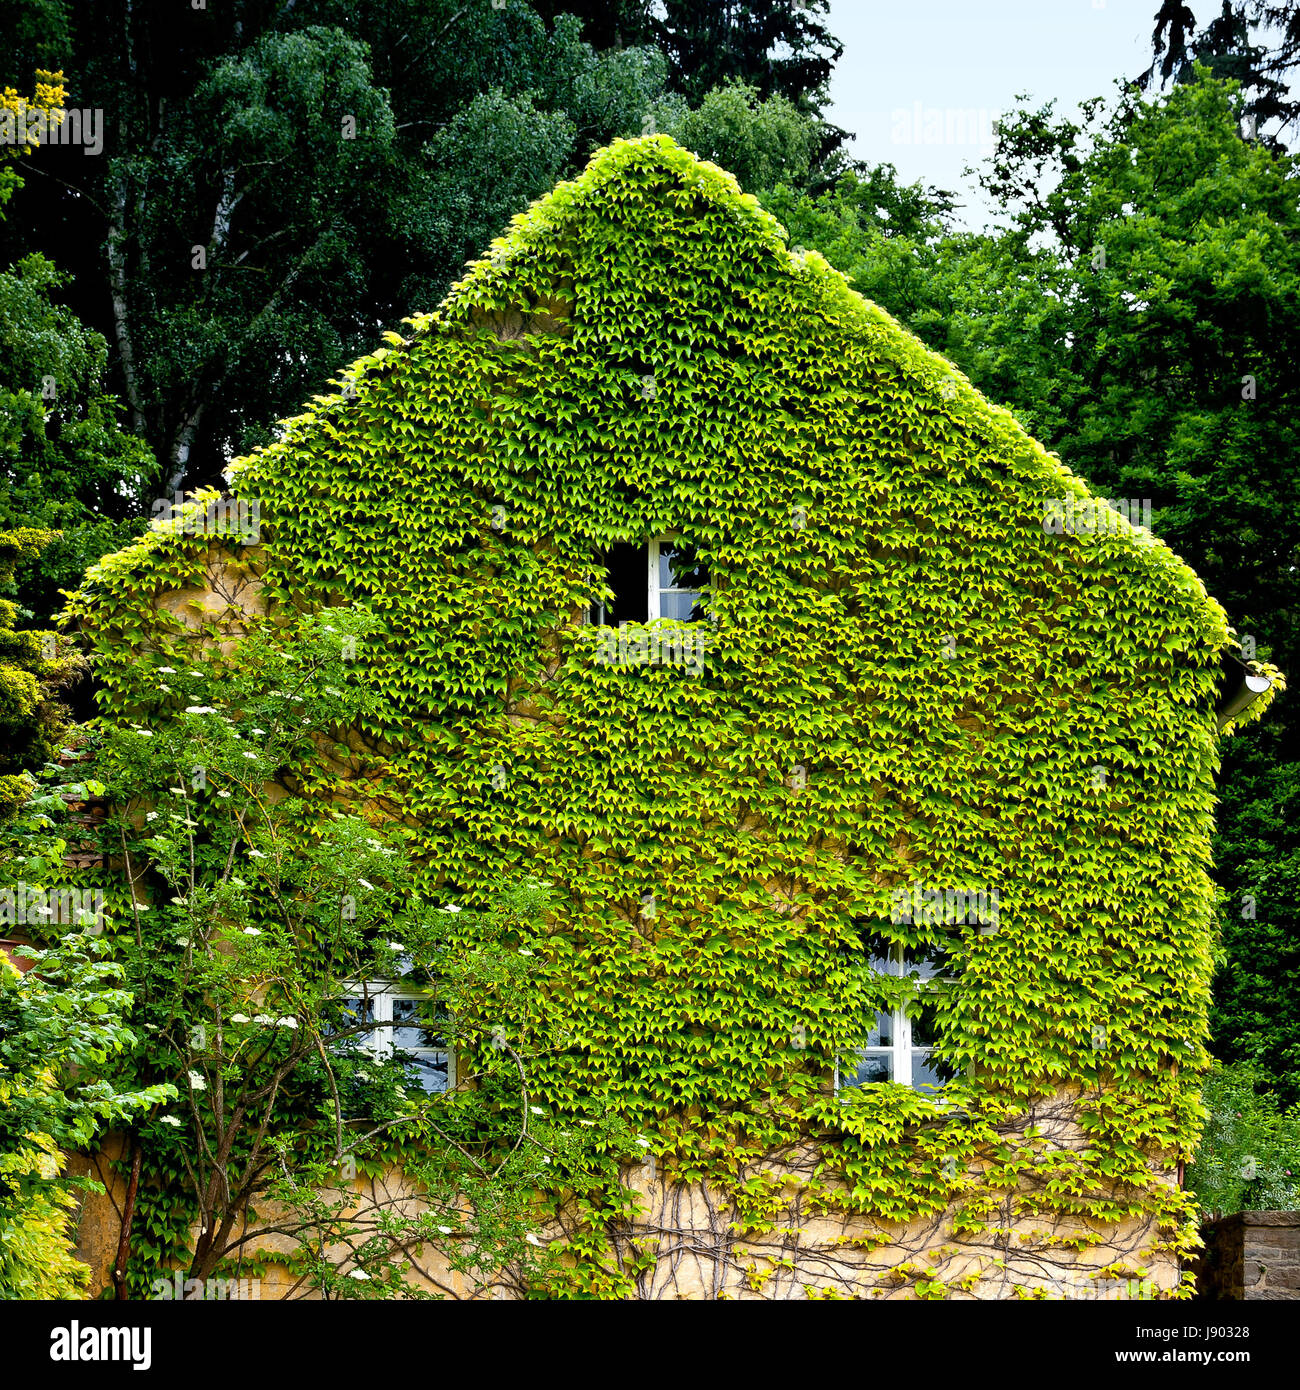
[651,539,707,621]
[338,982,454,1094]
[588,539,708,626]
[839,946,949,1093]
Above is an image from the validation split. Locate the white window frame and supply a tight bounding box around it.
[338,979,455,1093]
[838,945,947,1092]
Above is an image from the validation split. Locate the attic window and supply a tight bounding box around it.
[588,539,708,626]
[338,981,454,1094]
[838,946,950,1093]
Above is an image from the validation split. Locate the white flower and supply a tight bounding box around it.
[387,941,404,951]
[439,905,462,914]
[358,879,374,891]
[248,849,267,858]
[529,1105,545,1115]
[541,1156,551,1165]
[169,787,186,795]
[251,727,265,735]
[346,1268,371,1281]
[188,670,204,677]
[170,896,188,906]
[276,1016,298,1029]
[242,927,262,936]
[185,705,216,715]
[146,812,159,822]
[525,1233,544,1247]
[217,790,231,798]
[159,1115,182,1127]
[159,684,172,692]
[230,1013,250,1024]
[188,1070,206,1091]
[518,948,533,957]
[243,751,258,760]
[134,729,154,738]
[438,1225,454,1235]
[634,1138,652,1149]
[323,625,337,633]
[175,937,191,948]
[253,1013,274,1025]
[157,666,176,674]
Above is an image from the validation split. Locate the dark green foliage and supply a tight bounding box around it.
[0,254,153,621]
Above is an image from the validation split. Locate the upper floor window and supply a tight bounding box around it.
[588,539,708,626]
[839,945,950,1093]
[338,981,454,1094]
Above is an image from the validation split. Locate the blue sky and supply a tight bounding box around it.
[823,0,1195,226]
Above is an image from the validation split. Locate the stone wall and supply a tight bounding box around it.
[1196,1210,1300,1300]
[72,1090,1186,1300]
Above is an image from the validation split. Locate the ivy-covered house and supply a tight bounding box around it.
[70,136,1278,1299]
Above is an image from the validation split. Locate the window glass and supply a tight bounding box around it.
[407,1053,452,1094]
[866,1010,893,1047]
[910,999,942,1048]
[847,1053,892,1085]
[391,997,444,1050]
[910,1051,946,1094]
[337,995,377,1047]
[390,997,451,1094]
[658,541,707,621]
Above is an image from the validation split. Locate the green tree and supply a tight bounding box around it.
[653,80,823,192]
[1188,1061,1300,1217]
[0,528,84,814]
[0,2,672,488]
[0,254,153,621]
[38,605,619,1296]
[1144,1,1300,134]
[0,937,175,1298]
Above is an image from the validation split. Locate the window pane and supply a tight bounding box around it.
[910,1050,945,1094]
[658,543,707,592]
[392,997,445,1049]
[406,1053,451,1094]
[910,999,941,1047]
[845,1051,893,1087]
[866,1010,893,1047]
[660,590,703,622]
[340,995,375,1023]
[902,946,951,981]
